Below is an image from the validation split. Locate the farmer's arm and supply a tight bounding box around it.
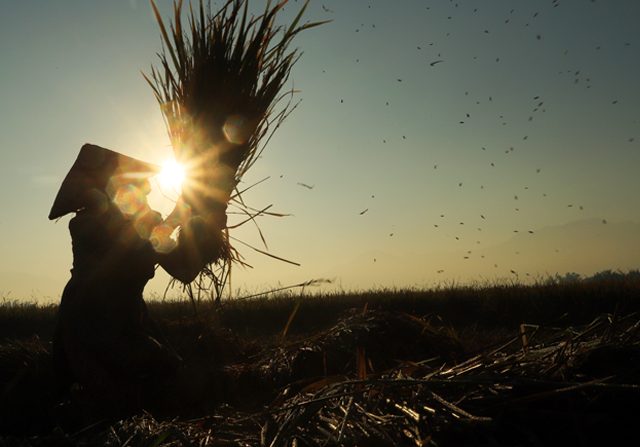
[157,213,226,284]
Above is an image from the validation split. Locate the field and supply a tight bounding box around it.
[1,273,639,446]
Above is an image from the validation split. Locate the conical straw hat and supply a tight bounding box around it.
[48,143,160,220]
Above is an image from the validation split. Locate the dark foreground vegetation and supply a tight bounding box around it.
[1,272,640,446]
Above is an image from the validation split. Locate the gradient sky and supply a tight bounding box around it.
[1,0,639,302]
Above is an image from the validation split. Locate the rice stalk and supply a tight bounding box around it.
[281,300,301,341]
[145,0,329,302]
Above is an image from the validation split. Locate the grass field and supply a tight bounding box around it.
[1,272,639,446]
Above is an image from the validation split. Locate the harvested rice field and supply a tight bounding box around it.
[1,274,639,446]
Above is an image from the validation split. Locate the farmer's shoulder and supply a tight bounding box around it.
[69,204,125,240]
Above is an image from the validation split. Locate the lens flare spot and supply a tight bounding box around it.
[113,184,147,216]
[223,114,250,145]
[149,223,178,253]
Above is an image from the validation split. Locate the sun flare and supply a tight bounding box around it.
[157,159,186,194]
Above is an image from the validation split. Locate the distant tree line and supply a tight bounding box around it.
[545,269,640,285]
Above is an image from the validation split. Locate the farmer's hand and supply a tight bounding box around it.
[183,214,226,263]
[164,197,193,228]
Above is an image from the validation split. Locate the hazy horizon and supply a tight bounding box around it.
[1,0,639,302]
[3,217,638,303]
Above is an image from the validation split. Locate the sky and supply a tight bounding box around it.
[1,0,639,302]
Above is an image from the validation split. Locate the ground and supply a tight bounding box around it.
[1,276,639,446]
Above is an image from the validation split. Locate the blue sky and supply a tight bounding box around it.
[1,0,639,301]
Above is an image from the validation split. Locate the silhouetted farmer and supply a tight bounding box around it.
[49,144,225,414]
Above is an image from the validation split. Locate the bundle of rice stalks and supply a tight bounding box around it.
[144,0,327,300]
[253,309,466,385]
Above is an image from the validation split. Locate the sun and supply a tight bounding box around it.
[157,158,186,194]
